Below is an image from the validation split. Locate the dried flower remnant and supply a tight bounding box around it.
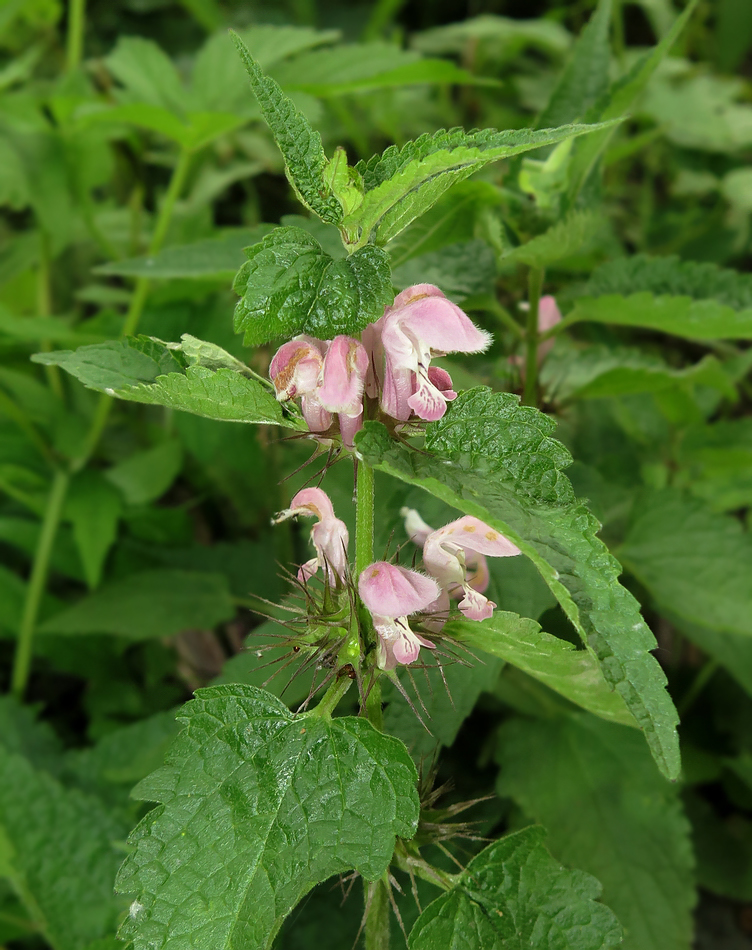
[358,561,441,670]
[273,487,349,588]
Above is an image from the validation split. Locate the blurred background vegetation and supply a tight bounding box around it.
[1,0,752,948]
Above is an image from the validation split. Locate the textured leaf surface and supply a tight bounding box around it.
[408,825,622,950]
[448,614,635,727]
[585,254,752,309]
[619,489,752,638]
[231,33,342,224]
[0,745,127,950]
[33,336,297,429]
[38,569,234,640]
[116,684,419,950]
[392,240,496,302]
[348,122,615,245]
[502,210,600,268]
[536,0,612,130]
[233,226,392,345]
[32,337,186,392]
[566,292,752,340]
[355,391,680,779]
[497,714,695,950]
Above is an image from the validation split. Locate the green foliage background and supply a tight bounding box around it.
[1,0,752,948]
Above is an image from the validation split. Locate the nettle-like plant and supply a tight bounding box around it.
[29,10,704,948]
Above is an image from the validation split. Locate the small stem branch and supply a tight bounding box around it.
[311,674,353,718]
[11,469,70,699]
[522,267,544,407]
[678,659,719,717]
[364,877,391,950]
[488,297,525,340]
[65,0,86,72]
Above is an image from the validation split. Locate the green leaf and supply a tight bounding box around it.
[585,253,752,309]
[502,210,601,268]
[386,180,500,268]
[66,471,122,589]
[32,336,298,429]
[31,337,186,392]
[684,789,752,902]
[38,569,235,640]
[619,489,752,639]
[272,43,490,96]
[496,714,695,950]
[392,240,496,303]
[447,613,635,727]
[567,0,699,200]
[116,684,419,950]
[408,825,622,950]
[105,440,183,507]
[536,0,612,130]
[231,32,343,224]
[355,392,680,780]
[233,226,393,346]
[106,37,186,114]
[676,418,752,513]
[566,293,752,340]
[348,122,618,246]
[0,745,127,950]
[94,228,273,280]
[542,343,735,402]
[0,696,63,773]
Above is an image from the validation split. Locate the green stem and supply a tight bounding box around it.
[364,877,391,950]
[65,0,86,72]
[355,461,375,575]
[311,674,353,719]
[487,297,525,340]
[522,267,544,407]
[11,469,70,699]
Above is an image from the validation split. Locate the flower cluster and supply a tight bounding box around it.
[274,487,521,672]
[269,284,491,445]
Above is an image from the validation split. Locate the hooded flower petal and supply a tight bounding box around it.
[269,336,325,401]
[317,335,369,416]
[358,561,440,618]
[370,284,491,422]
[417,514,521,622]
[273,488,349,587]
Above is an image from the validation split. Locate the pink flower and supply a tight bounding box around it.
[358,561,440,670]
[365,284,491,423]
[269,336,332,433]
[316,335,369,446]
[403,509,521,621]
[514,295,562,372]
[273,487,349,588]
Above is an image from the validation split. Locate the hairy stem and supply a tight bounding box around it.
[364,877,391,950]
[522,266,544,407]
[355,461,375,575]
[37,235,63,400]
[11,469,70,698]
[65,0,86,72]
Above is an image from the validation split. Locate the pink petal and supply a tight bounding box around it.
[538,295,562,334]
[380,362,415,422]
[361,319,384,400]
[269,337,325,401]
[311,517,350,587]
[338,410,363,447]
[396,291,491,355]
[301,394,332,432]
[458,586,496,621]
[407,372,451,421]
[427,366,457,401]
[317,335,369,415]
[287,487,336,521]
[359,561,440,618]
[400,507,434,547]
[430,516,521,558]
